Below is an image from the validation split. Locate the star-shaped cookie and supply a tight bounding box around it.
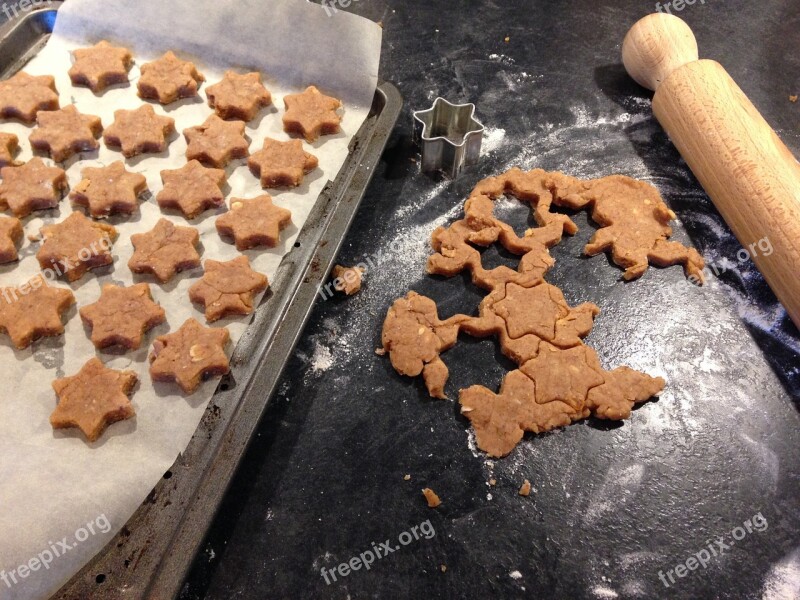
[138,51,205,104]
[247,137,318,188]
[149,317,230,394]
[184,114,249,168]
[68,40,134,93]
[103,104,176,158]
[282,85,342,142]
[0,132,19,167]
[80,283,166,350]
[70,161,148,217]
[37,212,117,282]
[0,71,60,123]
[50,357,137,442]
[206,71,272,121]
[0,216,22,263]
[0,158,68,217]
[156,160,226,219]
[29,105,103,163]
[0,275,75,349]
[215,195,292,250]
[128,218,201,283]
[189,256,268,322]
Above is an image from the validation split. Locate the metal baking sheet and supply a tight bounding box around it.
[0,5,402,599]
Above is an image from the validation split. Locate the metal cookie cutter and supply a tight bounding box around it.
[413,97,484,179]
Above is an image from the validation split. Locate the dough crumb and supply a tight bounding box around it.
[489,478,497,486]
[403,474,411,481]
[790,94,798,103]
[375,347,386,356]
[440,564,447,573]
[333,264,366,296]
[422,487,441,508]
[519,479,532,496]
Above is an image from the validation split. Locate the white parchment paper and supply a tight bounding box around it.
[0,1,380,598]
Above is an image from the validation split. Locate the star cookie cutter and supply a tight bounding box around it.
[413,98,484,179]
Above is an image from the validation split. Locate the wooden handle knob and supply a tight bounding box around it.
[622,15,800,330]
[622,13,699,91]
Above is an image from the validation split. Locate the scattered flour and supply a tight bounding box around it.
[481,127,506,155]
[762,549,800,600]
[592,586,618,599]
[509,570,522,580]
[310,342,333,373]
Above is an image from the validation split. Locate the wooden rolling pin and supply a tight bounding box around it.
[622,13,800,330]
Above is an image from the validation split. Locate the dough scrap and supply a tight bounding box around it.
[247,137,318,188]
[50,358,137,442]
[332,264,365,296]
[128,218,200,283]
[0,216,22,264]
[0,132,19,168]
[70,160,147,217]
[68,40,133,93]
[156,160,226,219]
[189,256,268,322]
[0,72,59,123]
[215,195,292,251]
[149,318,230,394]
[206,71,272,121]
[79,283,166,350]
[0,275,75,349]
[138,51,205,104]
[0,158,68,217]
[37,212,117,282]
[29,105,103,163]
[103,104,175,158]
[184,114,249,168]
[282,85,342,142]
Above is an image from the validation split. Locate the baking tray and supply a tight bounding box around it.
[0,4,402,599]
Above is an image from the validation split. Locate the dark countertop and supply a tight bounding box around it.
[175,1,800,599]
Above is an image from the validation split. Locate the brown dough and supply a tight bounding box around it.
[29,105,103,163]
[0,72,59,123]
[149,317,230,394]
[128,218,201,283]
[79,283,166,350]
[70,160,147,217]
[50,357,137,442]
[332,264,365,296]
[282,85,342,142]
[37,212,117,282]
[0,132,19,167]
[68,41,133,93]
[103,104,175,158]
[0,158,68,217]
[215,195,292,251]
[189,256,268,322]
[156,160,226,219]
[206,71,272,121]
[247,137,318,188]
[137,51,205,104]
[0,275,75,349]
[422,488,441,508]
[184,114,249,168]
[0,216,22,264]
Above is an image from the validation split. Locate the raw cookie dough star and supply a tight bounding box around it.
[247,137,318,188]
[282,85,342,142]
[156,160,226,219]
[189,256,268,322]
[215,195,291,251]
[103,104,176,158]
[184,114,249,168]
[149,317,230,394]
[0,132,19,167]
[206,70,272,121]
[0,72,59,123]
[0,216,23,263]
[50,357,137,442]
[0,158,68,217]
[128,218,201,283]
[68,40,134,93]
[80,283,166,350]
[0,275,75,349]
[29,105,103,163]
[138,51,205,104]
[70,161,148,217]
[37,212,117,282]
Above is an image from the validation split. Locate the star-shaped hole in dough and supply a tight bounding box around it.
[215,195,291,251]
[0,157,68,217]
[50,357,137,442]
[29,105,103,163]
[184,114,249,168]
[68,40,134,93]
[247,137,318,188]
[282,85,342,142]
[0,72,59,123]
[80,283,166,350]
[149,317,230,394]
[206,70,272,121]
[138,51,205,105]
[0,216,22,264]
[103,104,175,158]
[37,212,117,282]
[70,161,148,218]
[0,274,75,349]
[128,218,201,283]
[156,160,226,219]
[189,256,268,322]
[0,132,19,168]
